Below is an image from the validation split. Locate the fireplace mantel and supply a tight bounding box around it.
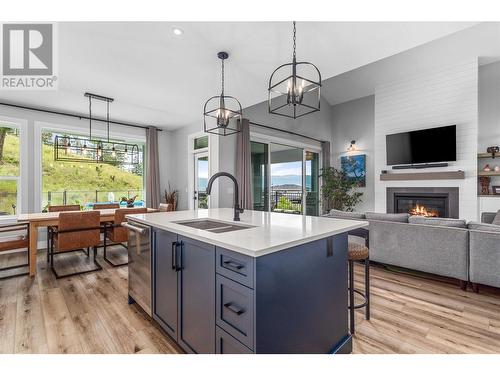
[380,171,465,181]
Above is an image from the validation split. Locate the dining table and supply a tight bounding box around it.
[17,207,156,277]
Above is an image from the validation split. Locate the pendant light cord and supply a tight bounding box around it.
[106,100,110,142]
[89,95,92,140]
[221,58,225,96]
[292,21,296,62]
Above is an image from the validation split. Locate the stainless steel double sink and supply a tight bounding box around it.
[173,219,255,233]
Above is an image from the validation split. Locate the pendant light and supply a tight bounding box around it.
[54,93,140,165]
[204,51,242,136]
[268,21,322,119]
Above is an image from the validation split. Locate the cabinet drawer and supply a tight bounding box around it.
[216,275,254,349]
[216,247,254,288]
[216,327,253,354]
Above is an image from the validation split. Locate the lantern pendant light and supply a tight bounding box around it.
[268,21,322,119]
[203,51,243,136]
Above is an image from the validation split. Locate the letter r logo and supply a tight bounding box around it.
[3,24,53,75]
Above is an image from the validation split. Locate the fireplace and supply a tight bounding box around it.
[386,187,459,218]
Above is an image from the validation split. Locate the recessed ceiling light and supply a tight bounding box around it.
[172,27,183,36]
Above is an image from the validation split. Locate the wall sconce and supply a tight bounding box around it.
[347,140,357,152]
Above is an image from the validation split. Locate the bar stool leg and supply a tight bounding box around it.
[349,259,355,335]
[365,258,370,320]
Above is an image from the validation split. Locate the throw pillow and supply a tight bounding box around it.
[492,209,500,226]
[468,221,500,233]
[409,216,467,228]
[327,209,366,220]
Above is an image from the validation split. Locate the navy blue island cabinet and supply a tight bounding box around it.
[152,228,351,354]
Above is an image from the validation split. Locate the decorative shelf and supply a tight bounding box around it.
[478,194,500,198]
[478,171,500,177]
[478,153,500,159]
[380,171,465,181]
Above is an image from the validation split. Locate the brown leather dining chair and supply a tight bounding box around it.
[103,207,147,267]
[47,204,81,262]
[0,221,29,280]
[49,211,102,278]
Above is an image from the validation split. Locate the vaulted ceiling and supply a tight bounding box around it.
[0,22,476,129]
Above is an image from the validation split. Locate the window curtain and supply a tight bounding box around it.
[321,141,331,169]
[146,126,161,208]
[236,119,253,210]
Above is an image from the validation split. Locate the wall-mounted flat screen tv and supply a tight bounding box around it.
[386,125,456,166]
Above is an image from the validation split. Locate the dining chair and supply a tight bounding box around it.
[159,203,173,212]
[46,204,81,262]
[0,221,29,280]
[49,211,102,278]
[103,207,148,267]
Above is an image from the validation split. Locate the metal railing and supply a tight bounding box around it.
[42,189,144,207]
[271,189,303,214]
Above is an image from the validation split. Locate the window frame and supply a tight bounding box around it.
[0,115,28,216]
[34,120,147,211]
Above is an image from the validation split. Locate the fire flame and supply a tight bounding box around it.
[410,204,438,217]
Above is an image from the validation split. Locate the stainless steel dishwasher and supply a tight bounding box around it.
[123,220,152,316]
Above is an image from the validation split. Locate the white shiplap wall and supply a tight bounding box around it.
[374,58,478,221]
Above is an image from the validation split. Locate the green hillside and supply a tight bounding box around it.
[0,132,143,213]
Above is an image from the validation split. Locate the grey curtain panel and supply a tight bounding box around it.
[146,126,161,208]
[321,141,331,169]
[236,119,253,210]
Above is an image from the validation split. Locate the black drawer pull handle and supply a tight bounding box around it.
[223,260,244,270]
[224,302,245,316]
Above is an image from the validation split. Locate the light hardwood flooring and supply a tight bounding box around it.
[1,248,500,354]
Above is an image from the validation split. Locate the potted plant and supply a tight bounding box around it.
[320,166,363,213]
[164,183,178,211]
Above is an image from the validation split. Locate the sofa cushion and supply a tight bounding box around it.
[408,216,467,228]
[327,209,366,219]
[468,221,500,233]
[492,210,500,226]
[365,212,409,222]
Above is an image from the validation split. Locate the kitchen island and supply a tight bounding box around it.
[127,208,367,354]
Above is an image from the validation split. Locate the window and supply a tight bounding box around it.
[193,135,209,150]
[41,129,145,210]
[0,124,21,216]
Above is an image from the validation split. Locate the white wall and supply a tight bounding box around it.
[331,95,375,212]
[374,58,479,221]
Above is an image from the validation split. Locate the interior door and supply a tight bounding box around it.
[194,152,209,210]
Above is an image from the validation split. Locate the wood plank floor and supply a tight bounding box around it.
[1,248,500,354]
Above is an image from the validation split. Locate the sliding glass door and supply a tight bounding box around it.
[250,139,320,216]
[305,151,320,216]
[270,143,303,214]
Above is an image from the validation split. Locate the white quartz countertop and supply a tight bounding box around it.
[127,208,367,257]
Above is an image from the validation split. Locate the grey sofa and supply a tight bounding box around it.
[324,210,469,288]
[468,212,500,291]
[326,210,500,291]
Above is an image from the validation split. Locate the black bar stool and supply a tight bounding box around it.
[347,228,370,335]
